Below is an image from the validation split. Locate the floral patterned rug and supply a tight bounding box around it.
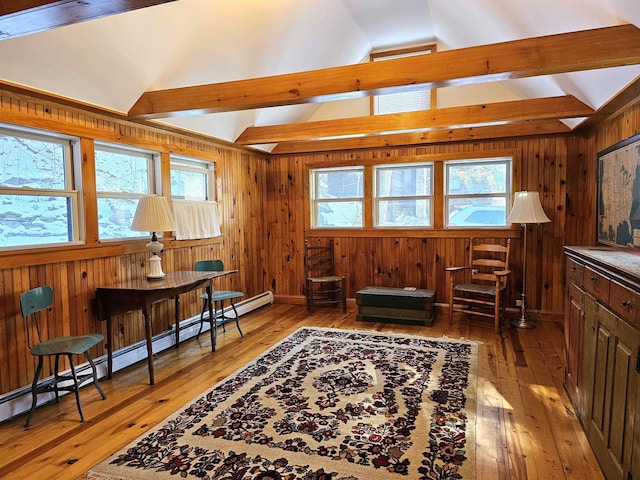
[87,327,477,480]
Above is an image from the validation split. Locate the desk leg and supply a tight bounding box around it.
[142,302,155,385]
[207,281,216,351]
[174,295,180,348]
[107,316,113,379]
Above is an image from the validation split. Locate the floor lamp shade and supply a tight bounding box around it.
[131,195,176,279]
[506,191,551,225]
[506,191,550,329]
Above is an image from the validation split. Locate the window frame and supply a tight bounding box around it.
[373,162,434,228]
[370,44,437,116]
[0,125,83,250]
[94,142,161,241]
[310,165,365,229]
[170,155,215,202]
[305,150,520,238]
[444,157,512,229]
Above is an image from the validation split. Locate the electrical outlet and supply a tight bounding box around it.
[516,299,522,307]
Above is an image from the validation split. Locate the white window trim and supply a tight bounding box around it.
[444,157,512,228]
[170,155,215,202]
[310,166,364,229]
[373,162,434,228]
[0,126,82,250]
[94,142,161,241]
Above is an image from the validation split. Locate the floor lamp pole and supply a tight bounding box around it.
[512,223,535,328]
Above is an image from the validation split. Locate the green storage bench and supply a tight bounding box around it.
[356,286,436,326]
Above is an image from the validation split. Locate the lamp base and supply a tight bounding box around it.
[511,318,536,329]
[146,253,166,280]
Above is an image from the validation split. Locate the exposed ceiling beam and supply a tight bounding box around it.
[0,0,176,40]
[235,96,592,145]
[128,24,640,119]
[270,120,572,155]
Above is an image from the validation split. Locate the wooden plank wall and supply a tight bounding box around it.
[0,89,268,397]
[0,83,638,400]
[266,136,594,319]
[265,96,640,321]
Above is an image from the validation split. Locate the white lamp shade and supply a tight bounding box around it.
[131,195,177,233]
[506,191,551,225]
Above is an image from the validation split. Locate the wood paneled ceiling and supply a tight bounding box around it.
[1,0,640,153]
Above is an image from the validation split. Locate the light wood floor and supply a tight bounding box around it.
[0,304,604,480]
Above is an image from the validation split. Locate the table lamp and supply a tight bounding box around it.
[505,191,551,329]
[131,195,176,280]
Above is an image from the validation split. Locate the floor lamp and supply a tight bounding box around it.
[505,191,551,329]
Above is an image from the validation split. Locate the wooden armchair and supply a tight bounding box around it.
[446,238,511,333]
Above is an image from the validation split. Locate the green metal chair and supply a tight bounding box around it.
[19,285,106,427]
[195,260,244,338]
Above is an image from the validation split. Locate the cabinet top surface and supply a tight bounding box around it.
[565,246,640,284]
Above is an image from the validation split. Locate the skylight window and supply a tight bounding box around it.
[370,45,436,115]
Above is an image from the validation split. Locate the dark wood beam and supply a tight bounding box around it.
[270,120,572,155]
[236,96,592,145]
[128,24,640,119]
[0,0,176,40]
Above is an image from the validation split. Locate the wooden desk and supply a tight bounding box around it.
[96,270,237,385]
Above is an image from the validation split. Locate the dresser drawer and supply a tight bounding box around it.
[584,266,610,304]
[567,258,584,287]
[609,280,640,329]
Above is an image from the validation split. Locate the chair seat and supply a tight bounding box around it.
[453,283,504,296]
[31,333,104,356]
[307,275,344,283]
[199,290,243,302]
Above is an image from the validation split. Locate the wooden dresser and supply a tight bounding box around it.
[564,246,640,480]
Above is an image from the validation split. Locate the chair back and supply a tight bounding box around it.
[20,285,54,317]
[195,259,224,272]
[304,239,336,279]
[469,238,511,288]
[20,285,54,348]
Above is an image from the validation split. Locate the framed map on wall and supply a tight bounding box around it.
[597,133,640,247]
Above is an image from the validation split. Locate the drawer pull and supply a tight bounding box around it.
[571,266,577,271]
[590,275,596,281]
[622,300,631,308]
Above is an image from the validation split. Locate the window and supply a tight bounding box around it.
[95,144,158,240]
[374,163,432,227]
[170,156,214,201]
[0,127,80,248]
[371,45,435,115]
[445,157,511,227]
[311,167,364,228]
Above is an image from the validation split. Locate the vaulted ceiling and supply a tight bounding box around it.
[1,0,640,154]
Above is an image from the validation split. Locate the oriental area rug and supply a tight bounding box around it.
[87,327,478,480]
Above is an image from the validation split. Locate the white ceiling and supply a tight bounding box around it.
[1,0,639,151]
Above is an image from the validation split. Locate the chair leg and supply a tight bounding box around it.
[341,280,346,313]
[197,299,207,338]
[448,277,455,327]
[54,354,61,403]
[307,279,314,314]
[67,354,85,423]
[25,356,44,427]
[494,291,501,334]
[219,301,226,333]
[85,351,106,400]
[229,300,243,337]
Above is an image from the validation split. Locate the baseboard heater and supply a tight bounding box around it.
[0,291,274,424]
